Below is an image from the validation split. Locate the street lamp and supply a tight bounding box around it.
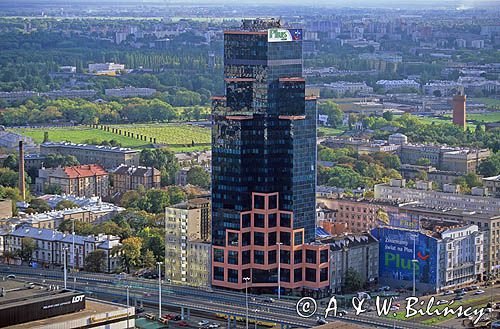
[276,242,283,300]
[243,277,251,329]
[253,309,259,329]
[126,286,130,329]
[412,234,418,297]
[62,247,68,289]
[157,261,163,319]
[72,219,75,271]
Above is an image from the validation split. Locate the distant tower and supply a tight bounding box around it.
[18,141,26,201]
[452,92,466,130]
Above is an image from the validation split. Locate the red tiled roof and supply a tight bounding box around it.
[63,164,107,179]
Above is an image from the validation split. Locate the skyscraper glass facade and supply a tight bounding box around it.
[211,19,326,292]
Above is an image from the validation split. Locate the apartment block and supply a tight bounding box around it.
[40,142,140,169]
[37,164,109,198]
[3,226,121,272]
[111,165,161,193]
[164,198,211,287]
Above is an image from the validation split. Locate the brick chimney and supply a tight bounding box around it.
[452,92,466,130]
[18,141,26,201]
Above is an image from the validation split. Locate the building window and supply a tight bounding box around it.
[294,232,303,246]
[281,268,290,282]
[228,251,238,265]
[242,214,251,228]
[254,232,265,246]
[268,195,277,209]
[268,213,277,228]
[306,250,317,264]
[320,268,328,282]
[242,250,251,265]
[268,232,277,246]
[254,250,264,264]
[280,249,291,264]
[294,268,302,282]
[280,232,291,246]
[268,250,277,264]
[242,232,251,246]
[320,249,328,263]
[255,214,265,228]
[214,266,224,281]
[228,269,238,283]
[294,250,302,264]
[280,214,291,228]
[214,249,224,263]
[305,268,316,282]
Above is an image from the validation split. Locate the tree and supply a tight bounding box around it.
[27,198,51,213]
[55,200,79,210]
[416,158,431,166]
[343,267,364,293]
[318,100,343,127]
[138,189,170,213]
[478,153,500,177]
[382,111,394,121]
[17,237,37,262]
[120,190,141,208]
[0,168,19,188]
[186,166,210,189]
[139,149,179,186]
[84,250,106,272]
[142,249,156,269]
[167,186,187,205]
[45,183,62,195]
[2,155,18,171]
[120,237,143,273]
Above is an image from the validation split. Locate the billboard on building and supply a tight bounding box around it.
[268,29,302,42]
[371,227,438,286]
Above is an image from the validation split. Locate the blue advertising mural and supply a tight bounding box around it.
[371,227,438,285]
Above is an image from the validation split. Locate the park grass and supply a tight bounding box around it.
[10,126,150,148]
[113,123,211,146]
[469,97,500,110]
[318,126,345,136]
[10,123,212,151]
[467,111,500,123]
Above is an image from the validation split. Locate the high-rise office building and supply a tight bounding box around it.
[211,19,329,295]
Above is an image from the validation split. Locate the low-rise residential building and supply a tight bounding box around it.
[105,87,157,98]
[399,203,500,277]
[1,202,124,230]
[37,164,109,198]
[483,175,500,198]
[423,80,464,96]
[322,233,379,293]
[0,129,37,153]
[88,62,125,74]
[318,197,404,233]
[309,82,373,96]
[3,226,121,272]
[399,164,463,188]
[164,198,211,287]
[371,224,484,293]
[111,165,161,193]
[40,142,140,169]
[376,79,420,92]
[375,179,500,213]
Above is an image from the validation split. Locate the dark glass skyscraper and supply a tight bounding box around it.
[211,19,328,292]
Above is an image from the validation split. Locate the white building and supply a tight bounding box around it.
[438,225,483,288]
[105,87,157,98]
[312,81,373,96]
[423,80,464,96]
[88,63,125,74]
[3,226,121,272]
[376,79,420,92]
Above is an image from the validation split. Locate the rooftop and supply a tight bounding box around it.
[41,141,138,154]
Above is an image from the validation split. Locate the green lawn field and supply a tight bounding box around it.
[10,123,212,152]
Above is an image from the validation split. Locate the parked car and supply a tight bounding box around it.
[443,290,454,295]
[6,274,15,279]
[474,290,485,295]
[198,320,210,327]
[454,296,464,301]
[316,317,328,325]
[136,306,145,314]
[338,309,348,316]
[173,315,182,321]
[208,323,220,328]
[436,300,448,305]
[178,321,189,327]
[145,313,156,320]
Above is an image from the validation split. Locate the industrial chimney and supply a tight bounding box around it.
[452,92,466,130]
[18,141,26,201]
